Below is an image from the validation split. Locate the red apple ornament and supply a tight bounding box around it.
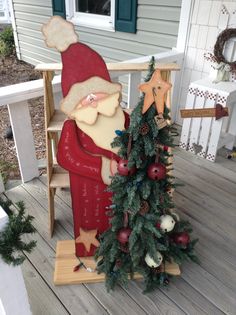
[147,163,166,180]
[118,159,136,176]
[117,227,132,244]
[173,232,190,246]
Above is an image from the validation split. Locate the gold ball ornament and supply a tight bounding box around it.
[160,214,175,232]
[145,252,163,268]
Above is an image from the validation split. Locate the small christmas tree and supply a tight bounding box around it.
[96,58,198,292]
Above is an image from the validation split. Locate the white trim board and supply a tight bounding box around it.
[176,0,195,53]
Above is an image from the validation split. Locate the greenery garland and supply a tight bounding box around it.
[214,28,236,70]
[0,197,36,266]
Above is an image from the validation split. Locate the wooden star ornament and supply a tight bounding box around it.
[139,70,172,115]
[75,228,100,252]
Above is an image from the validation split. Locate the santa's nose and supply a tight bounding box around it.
[81,93,108,108]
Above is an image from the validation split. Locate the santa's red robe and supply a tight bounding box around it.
[57,115,129,257]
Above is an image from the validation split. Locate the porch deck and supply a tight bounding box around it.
[4,147,236,315]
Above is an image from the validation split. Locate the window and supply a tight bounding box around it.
[54,0,137,33]
[76,0,111,16]
[66,0,115,31]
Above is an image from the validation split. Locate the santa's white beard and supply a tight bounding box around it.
[75,106,125,154]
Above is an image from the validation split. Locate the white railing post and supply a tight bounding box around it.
[8,101,39,183]
[0,206,31,315]
[128,73,141,109]
[170,52,185,122]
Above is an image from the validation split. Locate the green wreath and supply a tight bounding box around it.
[214,28,236,70]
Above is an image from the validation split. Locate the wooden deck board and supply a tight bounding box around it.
[159,279,225,315]
[174,191,236,245]
[179,210,236,270]
[174,153,236,196]
[21,259,69,315]
[121,282,186,315]
[4,148,236,315]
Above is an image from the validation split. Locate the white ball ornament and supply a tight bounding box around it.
[145,252,163,268]
[160,214,175,232]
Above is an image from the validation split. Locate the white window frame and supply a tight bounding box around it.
[0,0,11,23]
[65,0,115,32]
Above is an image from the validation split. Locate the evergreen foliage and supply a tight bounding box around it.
[0,26,15,57]
[0,160,16,185]
[96,57,199,292]
[0,197,36,266]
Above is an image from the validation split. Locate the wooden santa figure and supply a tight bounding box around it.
[42,16,129,257]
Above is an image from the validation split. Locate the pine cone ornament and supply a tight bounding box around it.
[139,123,150,135]
[115,259,122,268]
[139,200,150,215]
[153,264,164,274]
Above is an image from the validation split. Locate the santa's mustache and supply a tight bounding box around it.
[70,92,120,125]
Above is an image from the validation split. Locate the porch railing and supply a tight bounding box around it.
[0,50,183,184]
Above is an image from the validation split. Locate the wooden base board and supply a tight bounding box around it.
[54,240,180,285]
[54,240,142,285]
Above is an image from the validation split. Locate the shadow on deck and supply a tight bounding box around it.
[3,148,236,315]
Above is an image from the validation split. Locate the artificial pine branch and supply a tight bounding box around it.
[0,197,37,266]
[96,57,199,292]
[0,197,13,216]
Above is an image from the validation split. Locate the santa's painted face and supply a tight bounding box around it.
[70,92,120,125]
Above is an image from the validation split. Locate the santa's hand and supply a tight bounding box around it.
[110,159,118,176]
[101,157,117,185]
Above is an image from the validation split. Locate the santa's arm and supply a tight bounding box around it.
[57,120,103,181]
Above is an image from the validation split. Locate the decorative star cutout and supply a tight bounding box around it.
[75,228,100,252]
[139,70,172,115]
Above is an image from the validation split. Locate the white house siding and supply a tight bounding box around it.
[12,0,182,66]
[177,0,236,124]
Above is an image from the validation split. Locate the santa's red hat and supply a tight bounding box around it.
[42,16,121,114]
[61,42,112,97]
